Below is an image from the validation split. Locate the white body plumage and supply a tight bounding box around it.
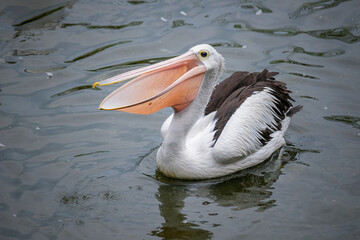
[157,88,291,179]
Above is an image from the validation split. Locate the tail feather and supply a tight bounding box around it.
[287,105,303,117]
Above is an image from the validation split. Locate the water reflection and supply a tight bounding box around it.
[151,185,213,239]
[289,72,319,80]
[289,0,351,19]
[141,145,319,239]
[299,95,319,101]
[88,56,176,72]
[233,24,359,44]
[269,59,324,68]
[12,4,71,27]
[65,41,132,63]
[60,21,143,30]
[51,85,99,98]
[210,41,244,48]
[307,27,359,44]
[239,2,272,14]
[171,20,193,28]
[324,115,360,129]
[24,65,66,74]
[87,40,246,72]
[12,49,56,56]
[127,0,156,5]
[286,47,345,57]
[12,1,75,31]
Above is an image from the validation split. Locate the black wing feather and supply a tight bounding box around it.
[204,69,300,146]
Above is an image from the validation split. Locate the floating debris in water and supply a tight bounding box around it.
[242,45,247,48]
[160,17,167,22]
[324,106,328,110]
[180,11,187,16]
[46,72,53,78]
[256,9,262,15]
[0,143,5,147]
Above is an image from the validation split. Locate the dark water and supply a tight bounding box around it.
[1,0,360,239]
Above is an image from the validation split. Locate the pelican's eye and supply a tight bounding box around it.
[198,50,210,60]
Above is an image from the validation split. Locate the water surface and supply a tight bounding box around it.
[1,0,360,239]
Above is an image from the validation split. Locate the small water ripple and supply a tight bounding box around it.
[88,56,175,72]
[285,47,345,57]
[12,4,71,27]
[65,40,132,63]
[60,21,143,30]
[289,0,351,19]
[73,151,109,158]
[307,27,359,44]
[11,49,56,56]
[240,2,272,14]
[171,20,193,28]
[24,66,66,74]
[51,85,99,98]
[234,24,359,44]
[60,192,92,206]
[127,0,155,4]
[299,95,319,101]
[324,115,360,129]
[210,41,244,48]
[270,59,324,68]
[289,72,320,79]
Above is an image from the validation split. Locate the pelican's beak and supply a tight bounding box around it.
[94,50,206,114]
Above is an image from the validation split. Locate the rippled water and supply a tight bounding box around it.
[1,0,360,239]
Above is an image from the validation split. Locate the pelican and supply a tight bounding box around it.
[94,44,302,179]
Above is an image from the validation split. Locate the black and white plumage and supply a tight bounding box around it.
[206,70,301,148]
[95,44,302,179]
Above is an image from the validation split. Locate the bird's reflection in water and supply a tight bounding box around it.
[139,144,308,239]
[151,184,213,239]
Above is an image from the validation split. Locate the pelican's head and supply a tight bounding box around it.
[94,44,224,114]
[190,44,224,74]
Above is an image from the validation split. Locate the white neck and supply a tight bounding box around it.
[161,68,222,155]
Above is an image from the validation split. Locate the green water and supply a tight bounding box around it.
[1,0,359,239]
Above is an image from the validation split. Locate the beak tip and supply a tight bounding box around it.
[93,82,100,88]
